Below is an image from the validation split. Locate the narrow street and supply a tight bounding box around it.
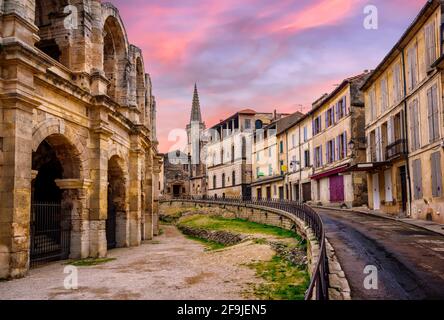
[315,208,444,300]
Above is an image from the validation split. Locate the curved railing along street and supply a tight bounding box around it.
[159,196,329,300]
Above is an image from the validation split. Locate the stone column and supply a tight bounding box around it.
[152,155,162,236]
[55,179,92,259]
[128,135,143,246]
[88,124,112,258]
[143,149,154,240]
[0,102,34,279]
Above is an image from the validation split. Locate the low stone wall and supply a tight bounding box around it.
[177,226,246,246]
[160,200,351,300]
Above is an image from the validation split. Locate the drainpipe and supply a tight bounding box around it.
[401,49,413,217]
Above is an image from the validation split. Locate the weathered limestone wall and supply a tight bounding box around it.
[0,0,161,279]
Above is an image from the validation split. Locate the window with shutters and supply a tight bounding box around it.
[431,152,442,197]
[407,44,418,91]
[303,126,308,142]
[427,84,440,143]
[326,139,335,164]
[412,159,423,200]
[304,150,310,167]
[337,96,347,120]
[380,77,388,112]
[409,99,421,151]
[425,21,437,67]
[337,132,347,160]
[314,146,323,168]
[392,63,403,103]
[313,116,322,135]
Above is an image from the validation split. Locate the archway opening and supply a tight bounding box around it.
[31,134,80,266]
[103,16,127,102]
[34,0,70,65]
[107,156,126,249]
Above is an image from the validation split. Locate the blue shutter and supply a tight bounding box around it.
[343,131,347,157]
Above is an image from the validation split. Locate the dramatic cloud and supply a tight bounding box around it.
[110,0,426,152]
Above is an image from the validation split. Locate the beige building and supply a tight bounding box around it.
[206,109,282,198]
[0,1,161,279]
[360,0,444,223]
[311,73,370,207]
[252,112,303,199]
[286,114,313,202]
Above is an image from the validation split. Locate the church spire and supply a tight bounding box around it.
[190,83,202,123]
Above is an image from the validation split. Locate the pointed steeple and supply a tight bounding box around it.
[190,83,202,123]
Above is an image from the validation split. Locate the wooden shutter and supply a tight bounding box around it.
[343,131,347,158]
[432,84,439,141]
[427,87,434,143]
[387,116,394,145]
[332,139,335,162]
[320,145,323,166]
[413,159,423,199]
[375,127,381,161]
[384,169,393,202]
[431,152,442,197]
[367,133,371,162]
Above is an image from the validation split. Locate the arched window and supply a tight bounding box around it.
[136,58,145,110]
[103,16,127,102]
[220,147,224,164]
[213,175,217,189]
[34,0,69,64]
[255,120,263,130]
[232,171,236,186]
[231,144,235,162]
[222,173,226,188]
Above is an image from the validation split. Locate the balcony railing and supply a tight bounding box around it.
[385,139,407,160]
[160,195,329,300]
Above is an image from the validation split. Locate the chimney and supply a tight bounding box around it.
[273,109,277,120]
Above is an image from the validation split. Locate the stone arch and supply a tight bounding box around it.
[135,56,146,111]
[32,118,89,179]
[102,3,130,104]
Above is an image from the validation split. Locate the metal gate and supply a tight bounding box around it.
[106,200,117,249]
[30,202,71,267]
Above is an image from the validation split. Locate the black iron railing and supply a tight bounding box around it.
[159,195,329,300]
[386,139,407,160]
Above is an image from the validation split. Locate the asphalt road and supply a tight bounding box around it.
[315,208,444,300]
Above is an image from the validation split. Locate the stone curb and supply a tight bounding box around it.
[311,205,444,237]
[325,238,351,300]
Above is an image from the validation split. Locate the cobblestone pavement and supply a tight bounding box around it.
[0,225,273,300]
[315,208,444,300]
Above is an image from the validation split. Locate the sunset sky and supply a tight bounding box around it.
[109,0,426,153]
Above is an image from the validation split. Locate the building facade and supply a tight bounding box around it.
[0,1,161,279]
[286,114,313,202]
[361,0,444,223]
[252,112,303,200]
[206,110,281,198]
[163,151,190,198]
[311,73,370,207]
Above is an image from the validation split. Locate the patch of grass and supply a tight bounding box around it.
[248,255,310,300]
[65,257,116,267]
[158,228,164,235]
[178,215,301,240]
[253,238,268,245]
[185,235,227,251]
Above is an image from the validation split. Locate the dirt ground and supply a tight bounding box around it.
[0,225,274,300]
